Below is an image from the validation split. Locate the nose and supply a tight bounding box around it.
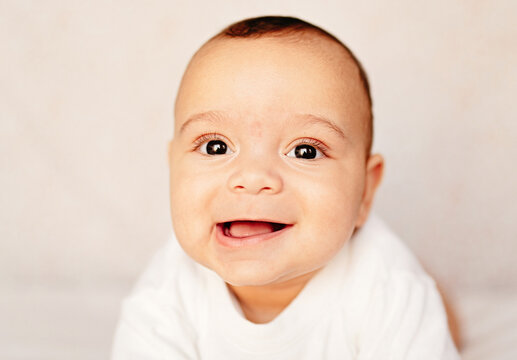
[226,162,283,195]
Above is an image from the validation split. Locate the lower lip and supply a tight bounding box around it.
[214,223,293,248]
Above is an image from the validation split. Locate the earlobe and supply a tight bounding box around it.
[356,154,384,227]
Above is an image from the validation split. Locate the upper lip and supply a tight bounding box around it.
[215,218,293,225]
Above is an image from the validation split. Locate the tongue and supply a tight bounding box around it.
[228,221,274,238]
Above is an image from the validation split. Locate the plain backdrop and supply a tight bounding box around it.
[1,0,516,358]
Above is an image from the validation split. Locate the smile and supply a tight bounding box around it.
[215,220,293,247]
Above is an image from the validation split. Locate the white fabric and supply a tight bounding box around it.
[111,215,460,359]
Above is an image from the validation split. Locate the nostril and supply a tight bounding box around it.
[227,169,283,194]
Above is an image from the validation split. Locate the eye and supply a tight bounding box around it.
[203,140,229,155]
[287,140,324,160]
[194,134,234,156]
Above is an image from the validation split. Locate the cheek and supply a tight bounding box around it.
[169,159,233,227]
[169,164,216,245]
[294,172,363,267]
[171,160,212,207]
[303,168,364,220]
[169,181,213,267]
[294,169,365,260]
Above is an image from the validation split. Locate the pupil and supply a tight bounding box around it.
[207,140,227,155]
[295,145,316,159]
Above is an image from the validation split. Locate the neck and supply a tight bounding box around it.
[226,270,319,324]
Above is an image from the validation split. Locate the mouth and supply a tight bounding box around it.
[222,221,287,238]
[215,220,292,247]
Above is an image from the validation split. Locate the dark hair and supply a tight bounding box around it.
[209,16,373,154]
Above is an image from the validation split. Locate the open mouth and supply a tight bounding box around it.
[221,221,288,239]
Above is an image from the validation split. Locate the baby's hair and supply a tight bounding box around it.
[208,16,373,154]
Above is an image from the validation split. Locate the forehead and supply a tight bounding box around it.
[174,36,369,139]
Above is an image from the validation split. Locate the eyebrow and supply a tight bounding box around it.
[295,113,347,140]
[179,111,225,134]
[178,110,347,140]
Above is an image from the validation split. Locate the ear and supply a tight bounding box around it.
[355,154,384,227]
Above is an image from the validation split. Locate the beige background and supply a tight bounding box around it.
[1,0,516,358]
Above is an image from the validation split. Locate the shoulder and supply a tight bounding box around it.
[111,234,206,359]
[130,235,201,294]
[342,215,459,359]
[122,233,206,320]
[344,214,440,315]
[348,214,429,280]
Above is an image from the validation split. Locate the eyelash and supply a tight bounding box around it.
[191,132,226,152]
[191,133,329,157]
[290,138,329,156]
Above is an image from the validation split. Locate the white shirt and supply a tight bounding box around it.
[111,215,460,359]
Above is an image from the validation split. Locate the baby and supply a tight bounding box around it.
[112,16,459,359]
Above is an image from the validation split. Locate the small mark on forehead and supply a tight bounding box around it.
[249,120,263,137]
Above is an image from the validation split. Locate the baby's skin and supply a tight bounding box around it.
[168,33,384,324]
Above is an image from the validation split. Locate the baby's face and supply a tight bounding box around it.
[169,36,381,287]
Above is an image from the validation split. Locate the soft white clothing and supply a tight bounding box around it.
[111,216,460,359]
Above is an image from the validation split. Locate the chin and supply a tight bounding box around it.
[215,265,285,287]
